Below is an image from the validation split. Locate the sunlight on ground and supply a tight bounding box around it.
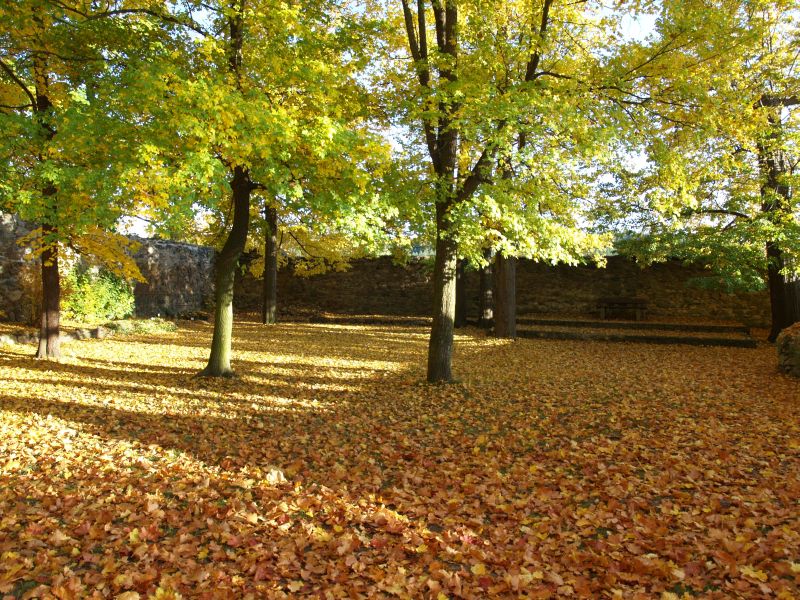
[0,321,798,598]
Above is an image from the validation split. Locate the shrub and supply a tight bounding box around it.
[62,268,135,324]
[106,318,177,335]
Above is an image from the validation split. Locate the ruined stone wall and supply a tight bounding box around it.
[237,255,771,326]
[0,214,35,323]
[0,214,216,321]
[0,211,775,326]
[131,237,215,317]
[508,257,770,326]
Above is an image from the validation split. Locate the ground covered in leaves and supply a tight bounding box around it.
[1,319,798,599]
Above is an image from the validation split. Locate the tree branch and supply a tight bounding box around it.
[0,58,37,109]
[524,0,554,82]
[681,208,752,220]
[758,94,800,108]
[47,0,209,37]
[457,140,499,202]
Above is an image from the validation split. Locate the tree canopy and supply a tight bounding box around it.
[1,0,797,374]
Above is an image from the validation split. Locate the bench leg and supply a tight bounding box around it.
[600,307,606,320]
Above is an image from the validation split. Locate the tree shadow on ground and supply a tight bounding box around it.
[1,322,799,598]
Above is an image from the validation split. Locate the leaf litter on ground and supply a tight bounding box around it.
[0,318,798,599]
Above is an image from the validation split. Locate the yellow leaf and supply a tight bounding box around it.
[148,587,182,600]
[288,581,303,592]
[740,565,768,582]
[470,563,487,576]
[116,593,140,600]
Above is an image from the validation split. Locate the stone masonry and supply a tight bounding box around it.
[0,211,776,326]
[237,256,772,326]
[131,237,216,317]
[0,214,33,322]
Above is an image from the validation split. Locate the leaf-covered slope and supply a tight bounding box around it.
[0,321,798,598]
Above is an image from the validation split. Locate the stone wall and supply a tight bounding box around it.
[0,214,34,323]
[0,210,775,326]
[131,237,216,317]
[510,257,771,326]
[0,213,216,322]
[237,255,772,326]
[236,256,432,316]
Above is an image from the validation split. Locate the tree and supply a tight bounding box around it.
[389,0,680,378]
[595,0,799,340]
[121,0,387,375]
[0,0,161,358]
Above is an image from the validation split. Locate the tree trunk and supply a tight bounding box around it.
[758,109,796,342]
[262,205,278,325]
[32,55,60,359]
[201,166,251,376]
[767,242,793,342]
[786,265,800,327]
[478,249,493,328]
[35,225,60,360]
[454,258,467,328]
[427,203,458,383]
[494,254,516,339]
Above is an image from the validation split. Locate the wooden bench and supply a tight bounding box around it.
[597,296,648,321]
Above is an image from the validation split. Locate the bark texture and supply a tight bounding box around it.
[35,224,60,360]
[454,258,467,328]
[33,51,60,359]
[262,205,278,325]
[201,166,251,376]
[493,254,517,339]
[427,204,458,382]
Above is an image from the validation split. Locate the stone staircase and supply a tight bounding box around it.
[515,317,758,348]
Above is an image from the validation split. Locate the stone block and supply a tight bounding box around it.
[777,323,800,378]
[74,328,92,340]
[93,326,111,339]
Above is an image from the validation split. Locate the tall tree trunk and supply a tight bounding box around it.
[262,205,278,325]
[427,203,458,383]
[201,166,251,376]
[494,254,516,339]
[32,53,60,359]
[767,242,793,342]
[454,258,467,328]
[759,107,796,342]
[478,248,493,328]
[786,265,800,327]
[35,223,60,359]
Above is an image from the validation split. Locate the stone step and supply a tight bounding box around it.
[515,328,757,348]
[516,317,749,334]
